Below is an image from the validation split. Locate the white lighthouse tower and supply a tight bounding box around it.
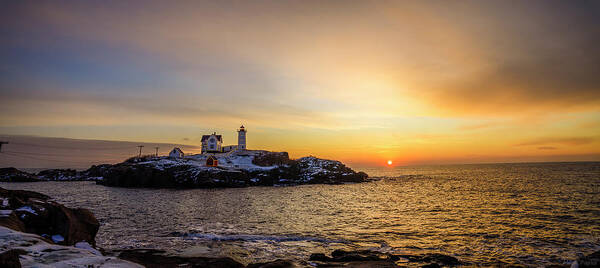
[237,125,247,150]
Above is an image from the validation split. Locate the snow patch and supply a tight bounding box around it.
[75,241,102,256]
[0,226,142,267]
[52,234,65,243]
[16,206,37,215]
[0,209,12,217]
[136,151,278,172]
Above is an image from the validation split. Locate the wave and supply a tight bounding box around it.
[167,231,349,244]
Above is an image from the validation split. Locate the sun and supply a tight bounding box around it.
[387,160,393,165]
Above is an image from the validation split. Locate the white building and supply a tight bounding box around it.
[200,126,247,154]
[169,147,184,158]
[201,132,222,153]
[222,145,238,153]
[237,125,247,150]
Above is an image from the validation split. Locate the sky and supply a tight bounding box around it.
[1,0,599,168]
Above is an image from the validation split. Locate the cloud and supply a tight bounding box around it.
[516,137,597,147]
[420,54,600,115]
[5,1,599,119]
[1,1,600,165]
[395,1,600,116]
[537,146,557,150]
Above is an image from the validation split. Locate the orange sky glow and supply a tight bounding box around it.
[1,1,599,168]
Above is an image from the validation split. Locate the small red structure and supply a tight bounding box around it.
[206,155,218,167]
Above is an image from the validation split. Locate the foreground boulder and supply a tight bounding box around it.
[0,168,39,182]
[0,187,99,246]
[116,249,298,268]
[0,226,142,267]
[116,249,245,268]
[95,151,369,188]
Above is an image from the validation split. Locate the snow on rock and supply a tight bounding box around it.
[295,156,368,184]
[75,241,102,256]
[0,226,142,268]
[1,187,100,246]
[0,209,12,216]
[52,234,65,243]
[0,167,39,182]
[96,150,369,188]
[16,206,37,215]
[136,150,279,171]
[37,169,78,181]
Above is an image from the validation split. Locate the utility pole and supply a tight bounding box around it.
[0,141,7,152]
[137,145,144,158]
[154,147,159,157]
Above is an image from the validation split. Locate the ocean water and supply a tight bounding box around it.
[2,162,599,266]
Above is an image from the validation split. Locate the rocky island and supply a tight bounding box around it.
[1,150,370,189]
[97,151,369,188]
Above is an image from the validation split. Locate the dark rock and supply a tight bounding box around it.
[0,187,50,209]
[394,253,461,266]
[37,169,77,181]
[117,248,245,268]
[82,164,112,178]
[314,261,397,267]
[95,153,369,189]
[246,259,296,268]
[97,162,251,188]
[0,211,25,232]
[296,157,369,184]
[576,250,600,268]
[0,187,99,246]
[59,207,100,246]
[0,168,39,182]
[309,250,395,267]
[421,264,441,268]
[310,253,332,262]
[252,151,292,166]
[0,249,26,268]
[311,250,462,267]
[329,249,387,262]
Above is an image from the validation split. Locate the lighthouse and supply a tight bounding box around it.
[237,125,247,150]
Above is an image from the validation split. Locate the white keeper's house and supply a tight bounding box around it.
[201,132,222,153]
[200,125,247,154]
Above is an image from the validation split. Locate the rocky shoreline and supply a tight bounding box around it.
[1,150,371,188]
